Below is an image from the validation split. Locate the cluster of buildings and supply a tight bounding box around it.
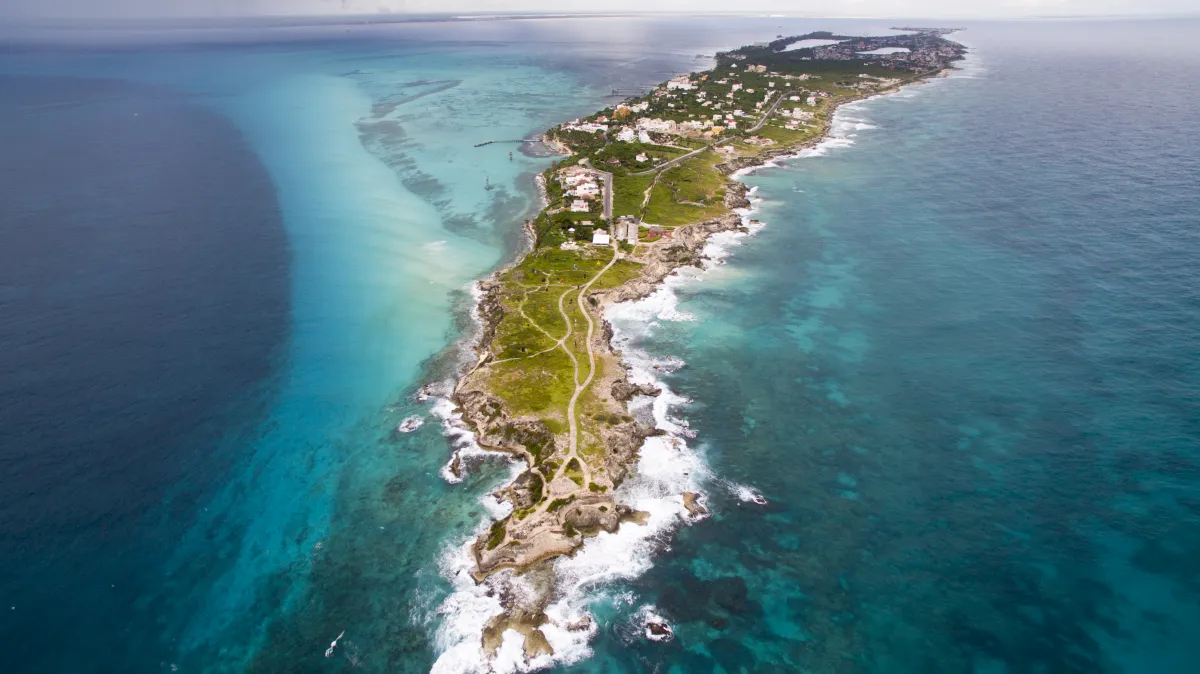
[613,217,640,246]
[665,75,696,91]
[561,119,608,134]
[558,166,603,213]
[802,36,963,70]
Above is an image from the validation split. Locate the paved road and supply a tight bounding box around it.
[599,170,613,221]
[580,157,613,221]
[629,91,788,176]
[748,90,787,133]
[630,144,711,176]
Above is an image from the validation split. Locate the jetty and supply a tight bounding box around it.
[474,139,536,148]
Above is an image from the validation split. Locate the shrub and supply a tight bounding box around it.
[486,519,508,550]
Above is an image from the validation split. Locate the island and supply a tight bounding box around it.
[448,28,966,659]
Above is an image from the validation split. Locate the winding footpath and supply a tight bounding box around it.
[546,242,622,500]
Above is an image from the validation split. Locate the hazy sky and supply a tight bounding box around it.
[1,0,1196,19]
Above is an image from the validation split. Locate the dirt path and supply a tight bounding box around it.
[489,285,576,367]
[563,244,621,481]
[522,244,621,508]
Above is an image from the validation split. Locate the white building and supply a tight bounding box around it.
[635,118,675,134]
[665,76,695,91]
[562,120,608,133]
[614,218,640,245]
[592,230,611,245]
[570,183,600,198]
[570,199,589,213]
[635,152,649,163]
[637,130,653,144]
[615,126,636,143]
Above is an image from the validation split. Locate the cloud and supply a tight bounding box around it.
[1,0,1196,19]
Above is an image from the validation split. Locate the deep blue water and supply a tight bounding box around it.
[1,16,1199,674]
[0,75,289,669]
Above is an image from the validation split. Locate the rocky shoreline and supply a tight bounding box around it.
[444,63,954,661]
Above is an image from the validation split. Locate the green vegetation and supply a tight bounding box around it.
[592,259,644,290]
[565,458,584,487]
[643,155,728,226]
[612,173,655,218]
[547,496,575,513]
[588,482,607,493]
[527,472,544,504]
[486,518,508,550]
[486,347,575,417]
[592,141,686,174]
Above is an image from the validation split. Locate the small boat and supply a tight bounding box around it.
[484,177,493,191]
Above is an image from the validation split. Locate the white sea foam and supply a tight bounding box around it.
[395,415,424,433]
[636,605,674,642]
[431,393,514,484]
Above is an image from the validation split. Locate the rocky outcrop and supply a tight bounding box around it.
[602,211,744,306]
[683,491,708,517]
[610,379,662,402]
[472,281,505,359]
[723,180,752,209]
[453,389,556,463]
[559,493,633,535]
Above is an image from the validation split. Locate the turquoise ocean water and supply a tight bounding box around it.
[1,15,1198,674]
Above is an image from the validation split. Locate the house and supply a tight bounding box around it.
[592,230,611,245]
[562,120,607,133]
[615,126,636,143]
[636,118,675,134]
[570,199,589,212]
[635,152,649,163]
[665,76,695,91]
[571,183,600,198]
[638,130,653,144]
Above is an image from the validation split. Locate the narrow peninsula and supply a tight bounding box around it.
[449,28,966,658]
